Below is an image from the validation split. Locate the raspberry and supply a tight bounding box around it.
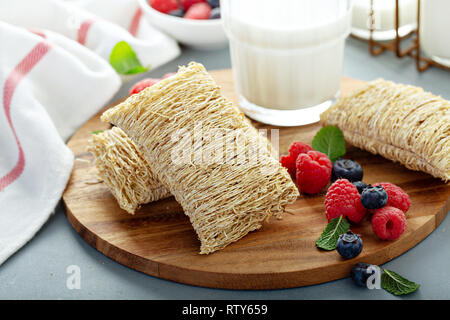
[129,78,160,95]
[371,206,407,240]
[296,151,332,195]
[162,72,177,79]
[180,0,206,11]
[373,182,411,213]
[184,2,211,19]
[325,179,366,223]
[280,141,313,178]
[150,0,179,14]
[289,141,313,161]
[280,154,296,178]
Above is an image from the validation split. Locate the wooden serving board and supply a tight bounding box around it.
[63,69,450,290]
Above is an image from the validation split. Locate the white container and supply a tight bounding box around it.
[351,0,417,41]
[138,0,227,49]
[221,0,352,126]
[420,0,450,67]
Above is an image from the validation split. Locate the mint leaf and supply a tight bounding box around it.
[382,269,420,296]
[92,130,104,135]
[312,126,346,162]
[109,41,149,75]
[316,215,350,251]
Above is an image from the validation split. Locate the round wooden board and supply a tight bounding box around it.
[63,69,450,290]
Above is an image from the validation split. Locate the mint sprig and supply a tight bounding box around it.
[109,41,150,75]
[381,269,420,296]
[312,126,346,162]
[92,130,104,135]
[316,215,350,251]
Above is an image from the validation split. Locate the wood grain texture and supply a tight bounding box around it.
[63,70,450,289]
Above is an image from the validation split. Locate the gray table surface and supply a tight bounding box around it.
[1,38,449,300]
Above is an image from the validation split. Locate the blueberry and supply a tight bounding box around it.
[210,7,220,19]
[331,159,363,182]
[352,181,368,194]
[336,231,363,259]
[361,185,388,209]
[168,9,184,17]
[350,263,377,287]
[207,0,220,8]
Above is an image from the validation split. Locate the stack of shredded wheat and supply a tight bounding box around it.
[89,62,299,254]
[321,79,449,182]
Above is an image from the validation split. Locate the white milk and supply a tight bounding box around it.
[221,0,351,126]
[351,0,417,41]
[420,0,450,67]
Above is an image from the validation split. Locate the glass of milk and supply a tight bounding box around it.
[221,0,352,126]
[420,0,450,67]
[351,0,417,41]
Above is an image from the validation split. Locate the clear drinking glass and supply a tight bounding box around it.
[420,0,450,67]
[351,0,417,41]
[221,0,352,126]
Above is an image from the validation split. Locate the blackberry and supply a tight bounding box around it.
[361,185,388,209]
[331,159,363,182]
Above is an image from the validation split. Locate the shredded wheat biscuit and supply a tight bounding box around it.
[101,62,299,254]
[320,79,450,181]
[87,127,171,214]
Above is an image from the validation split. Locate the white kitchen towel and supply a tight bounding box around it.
[0,0,180,73]
[0,0,180,265]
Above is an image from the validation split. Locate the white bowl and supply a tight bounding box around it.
[138,0,228,50]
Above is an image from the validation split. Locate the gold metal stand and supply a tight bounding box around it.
[350,0,450,72]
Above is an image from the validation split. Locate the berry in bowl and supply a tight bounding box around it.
[138,0,227,49]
